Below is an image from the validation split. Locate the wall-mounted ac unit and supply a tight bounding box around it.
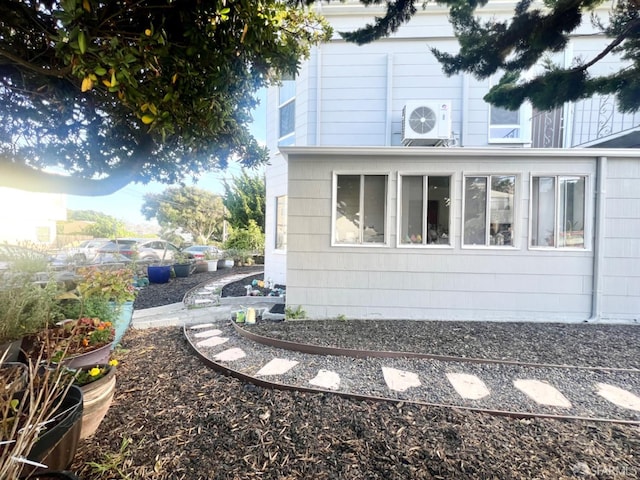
[402,100,452,146]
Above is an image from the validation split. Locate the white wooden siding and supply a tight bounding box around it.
[600,158,640,321]
[284,151,604,321]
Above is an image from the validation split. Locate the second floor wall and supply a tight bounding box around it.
[266,2,638,153]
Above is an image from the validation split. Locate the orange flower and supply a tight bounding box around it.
[82,338,89,347]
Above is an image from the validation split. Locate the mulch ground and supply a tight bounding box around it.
[70,269,640,479]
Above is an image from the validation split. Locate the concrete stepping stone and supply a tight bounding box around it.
[596,383,640,412]
[255,358,299,376]
[196,336,229,348]
[194,298,215,305]
[446,372,490,400]
[193,329,223,338]
[190,323,215,329]
[382,367,421,392]
[213,348,246,362]
[309,369,341,390]
[514,379,572,408]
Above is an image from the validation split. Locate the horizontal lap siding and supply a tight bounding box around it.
[286,154,596,321]
[601,158,640,321]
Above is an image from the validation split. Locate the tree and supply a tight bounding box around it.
[141,186,226,244]
[223,171,265,231]
[301,0,640,112]
[0,1,331,195]
[66,209,128,237]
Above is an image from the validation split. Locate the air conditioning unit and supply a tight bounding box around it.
[402,100,452,146]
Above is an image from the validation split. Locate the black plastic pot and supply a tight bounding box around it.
[26,385,84,473]
[173,263,192,277]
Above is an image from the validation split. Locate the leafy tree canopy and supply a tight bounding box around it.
[223,170,265,231]
[141,186,226,244]
[66,209,128,237]
[0,0,331,195]
[298,0,640,112]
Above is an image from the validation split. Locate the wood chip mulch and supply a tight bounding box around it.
[71,327,640,480]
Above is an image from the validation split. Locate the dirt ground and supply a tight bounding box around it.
[69,269,640,479]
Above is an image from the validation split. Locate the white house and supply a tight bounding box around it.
[263,1,640,323]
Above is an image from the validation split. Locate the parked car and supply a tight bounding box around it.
[182,245,221,260]
[54,238,110,264]
[96,238,181,262]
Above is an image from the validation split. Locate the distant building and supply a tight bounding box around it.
[0,187,66,245]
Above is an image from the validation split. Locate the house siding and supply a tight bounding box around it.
[281,148,638,323]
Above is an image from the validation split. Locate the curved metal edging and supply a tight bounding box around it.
[184,326,640,426]
[232,322,640,373]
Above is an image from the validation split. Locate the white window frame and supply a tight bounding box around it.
[529,174,590,250]
[396,172,454,248]
[487,78,532,145]
[461,173,519,248]
[331,172,390,247]
[275,195,287,251]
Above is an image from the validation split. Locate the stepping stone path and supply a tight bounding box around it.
[513,379,572,408]
[382,367,421,392]
[187,323,640,422]
[309,369,341,390]
[255,358,299,377]
[596,383,640,412]
[446,372,491,400]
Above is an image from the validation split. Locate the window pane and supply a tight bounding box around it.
[400,176,423,244]
[363,175,386,243]
[275,195,287,250]
[558,177,585,248]
[531,177,556,247]
[464,177,487,245]
[428,176,450,244]
[489,175,515,245]
[279,101,295,139]
[279,79,295,105]
[491,106,519,124]
[335,175,361,244]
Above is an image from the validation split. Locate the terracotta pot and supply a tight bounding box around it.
[62,342,112,369]
[79,365,116,439]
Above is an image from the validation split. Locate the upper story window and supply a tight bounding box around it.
[334,174,387,245]
[463,175,516,247]
[278,75,295,146]
[489,106,522,141]
[531,176,587,249]
[275,195,287,251]
[399,175,451,246]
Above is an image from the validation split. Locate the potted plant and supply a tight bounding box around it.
[172,252,194,278]
[0,351,83,479]
[68,267,136,347]
[0,272,60,362]
[204,249,219,272]
[63,359,118,439]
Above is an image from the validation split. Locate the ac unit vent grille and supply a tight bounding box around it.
[408,106,436,134]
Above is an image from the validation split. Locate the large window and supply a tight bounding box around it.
[399,175,451,245]
[463,175,516,246]
[275,195,287,250]
[334,174,387,245]
[278,76,295,146]
[531,176,586,248]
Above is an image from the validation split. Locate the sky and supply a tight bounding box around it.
[66,89,267,226]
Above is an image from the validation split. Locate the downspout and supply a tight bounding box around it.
[589,156,607,322]
[385,54,393,145]
[315,44,323,145]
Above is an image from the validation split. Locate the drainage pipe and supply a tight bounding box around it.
[589,156,607,322]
